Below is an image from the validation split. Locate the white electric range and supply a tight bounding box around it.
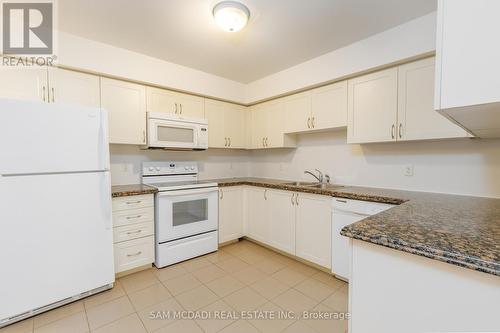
[142,161,218,268]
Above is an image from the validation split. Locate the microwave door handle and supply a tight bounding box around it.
[158,187,219,197]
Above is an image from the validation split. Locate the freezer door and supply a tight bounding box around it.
[0,171,114,321]
[0,99,109,175]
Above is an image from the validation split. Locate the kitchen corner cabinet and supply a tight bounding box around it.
[218,187,245,243]
[101,78,147,145]
[397,58,467,141]
[284,81,348,133]
[47,68,100,108]
[295,193,332,268]
[249,100,296,149]
[205,99,246,148]
[348,57,468,144]
[146,86,204,119]
[112,194,155,274]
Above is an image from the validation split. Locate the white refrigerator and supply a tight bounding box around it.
[0,99,114,327]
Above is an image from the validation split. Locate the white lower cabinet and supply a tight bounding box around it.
[267,189,296,254]
[243,187,332,266]
[246,187,270,243]
[112,194,154,274]
[218,186,245,244]
[295,193,332,268]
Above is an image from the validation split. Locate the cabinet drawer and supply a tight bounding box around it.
[113,221,154,243]
[112,207,154,227]
[112,194,153,211]
[114,236,154,273]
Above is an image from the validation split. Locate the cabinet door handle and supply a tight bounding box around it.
[224,138,227,147]
[291,193,295,206]
[51,87,55,103]
[399,123,403,139]
[312,117,315,128]
[42,86,46,102]
[229,138,231,147]
[127,251,142,257]
[219,188,223,200]
[295,193,299,205]
[126,200,142,205]
[126,215,142,220]
[262,137,265,147]
[143,130,146,143]
[307,117,311,129]
[391,124,395,139]
[264,189,267,200]
[265,137,268,147]
[180,104,183,114]
[174,103,178,113]
[126,230,143,235]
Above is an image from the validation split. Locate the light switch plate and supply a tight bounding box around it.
[404,165,414,177]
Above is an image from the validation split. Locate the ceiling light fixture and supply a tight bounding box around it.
[213,1,250,32]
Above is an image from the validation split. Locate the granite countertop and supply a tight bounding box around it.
[111,184,158,198]
[209,177,500,276]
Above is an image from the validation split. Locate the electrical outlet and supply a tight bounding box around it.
[404,165,414,177]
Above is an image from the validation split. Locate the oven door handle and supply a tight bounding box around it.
[157,187,219,197]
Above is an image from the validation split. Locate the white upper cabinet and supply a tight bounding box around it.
[348,57,467,144]
[398,58,467,141]
[435,0,500,138]
[146,87,204,119]
[101,78,147,145]
[310,81,348,130]
[47,68,100,108]
[205,99,226,148]
[250,100,296,149]
[205,99,246,149]
[176,92,205,119]
[347,67,398,144]
[0,67,48,102]
[284,81,348,133]
[284,91,311,133]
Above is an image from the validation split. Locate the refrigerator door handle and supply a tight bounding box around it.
[98,109,111,171]
[101,172,112,230]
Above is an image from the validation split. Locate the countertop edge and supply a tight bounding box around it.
[341,230,500,277]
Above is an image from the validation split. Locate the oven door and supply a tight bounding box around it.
[148,118,199,149]
[156,187,218,243]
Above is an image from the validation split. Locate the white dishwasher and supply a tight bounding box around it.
[332,197,394,281]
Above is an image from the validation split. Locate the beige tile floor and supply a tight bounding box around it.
[1,240,349,333]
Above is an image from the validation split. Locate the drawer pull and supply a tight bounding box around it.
[126,215,143,220]
[126,200,142,205]
[127,251,142,257]
[336,199,347,203]
[126,230,143,235]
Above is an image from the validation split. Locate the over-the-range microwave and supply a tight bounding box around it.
[143,112,208,150]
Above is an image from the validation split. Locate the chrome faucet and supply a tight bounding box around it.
[304,169,330,184]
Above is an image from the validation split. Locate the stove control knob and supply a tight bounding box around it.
[156,167,161,171]
[148,167,154,171]
[184,166,189,170]
[190,166,195,170]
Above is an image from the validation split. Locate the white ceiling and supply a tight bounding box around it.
[58,0,436,83]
